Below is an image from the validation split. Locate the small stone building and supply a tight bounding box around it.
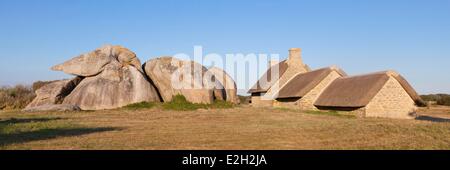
[248,48,310,107]
[274,66,347,110]
[314,71,424,119]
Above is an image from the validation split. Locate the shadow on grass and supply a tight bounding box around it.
[0,117,123,147]
[0,117,63,125]
[0,127,122,147]
[416,115,450,123]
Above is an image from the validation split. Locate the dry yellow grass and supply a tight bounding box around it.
[1,105,450,150]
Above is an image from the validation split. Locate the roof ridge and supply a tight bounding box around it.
[276,66,340,98]
[339,70,398,79]
[311,65,347,77]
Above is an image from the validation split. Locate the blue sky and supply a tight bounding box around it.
[0,0,449,94]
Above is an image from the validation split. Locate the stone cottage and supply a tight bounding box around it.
[248,48,310,107]
[248,48,424,119]
[274,66,347,110]
[314,71,424,119]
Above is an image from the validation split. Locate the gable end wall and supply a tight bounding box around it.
[273,71,341,110]
[365,76,417,119]
[298,71,341,110]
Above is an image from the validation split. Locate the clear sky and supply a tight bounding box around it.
[0,0,449,94]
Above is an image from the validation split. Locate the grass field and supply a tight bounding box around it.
[1,105,450,150]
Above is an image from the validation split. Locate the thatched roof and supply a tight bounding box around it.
[248,60,289,93]
[276,66,347,99]
[314,71,423,107]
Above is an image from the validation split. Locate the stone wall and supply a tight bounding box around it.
[350,107,366,118]
[298,71,341,110]
[364,76,417,119]
[251,96,274,107]
[272,71,341,110]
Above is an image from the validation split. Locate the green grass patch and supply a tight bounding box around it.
[122,95,235,111]
[304,110,356,118]
[0,117,72,134]
[210,100,234,109]
[162,95,234,111]
[123,102,157,110]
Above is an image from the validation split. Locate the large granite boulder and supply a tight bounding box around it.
[206,67,240,104]
[24,77,83,110]
[143,57,215,104]
[63,62,160,110]
[212,82,225,101]
[51,45,161,110]
[51,45,143,76]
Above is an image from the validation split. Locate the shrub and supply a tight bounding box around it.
[420,94,450,106]
[162,95,206,111]
[420,94,440,102]
[0,85,35,110]
[162,95,234,111]
[210,100,234,109]
[437,95,450,106]
[123,102,156,109]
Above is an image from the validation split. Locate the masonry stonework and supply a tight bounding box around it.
[364,76,417,119]
[251,96,274,107]
[273,71,341,110]
[298,71,341,110]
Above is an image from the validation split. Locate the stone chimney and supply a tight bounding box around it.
[288,48,302,60]
[287,48,303,66]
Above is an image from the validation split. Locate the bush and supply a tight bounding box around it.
[123,102,156,109]
[420,94,450,106]
[162,95,206,111]
[209,100,234,109]
[437,95,450,106]
[162,95,234,111]
[0,85,36,110]
[421,94,438,102]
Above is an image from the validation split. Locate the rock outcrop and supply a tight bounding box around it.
[51,45,143,76]
[206,67,240,104]
[25,77,83,110]
[25,45,240,111]
[63,61,160,110]
[212,82,225,101]
[143,57,215,104]
[55,45,160,110]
